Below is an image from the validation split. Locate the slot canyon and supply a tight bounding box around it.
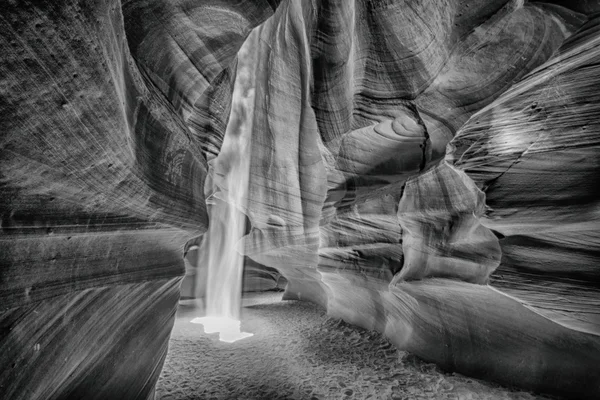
[1,0,600,399]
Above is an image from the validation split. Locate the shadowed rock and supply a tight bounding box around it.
[1,0,599,399]
[1,1,277,398]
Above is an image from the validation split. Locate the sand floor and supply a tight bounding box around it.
[156,292,551,400]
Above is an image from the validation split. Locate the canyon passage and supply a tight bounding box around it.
[1,1,600,399]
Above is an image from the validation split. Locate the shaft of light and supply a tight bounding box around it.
[191,32,257,343]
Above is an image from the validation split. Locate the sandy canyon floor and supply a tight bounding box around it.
[156,292,551,400]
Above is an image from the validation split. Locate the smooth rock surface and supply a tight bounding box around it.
[1,0,276,398]
[1,1,600,399]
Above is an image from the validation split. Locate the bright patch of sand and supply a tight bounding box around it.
[156,292,550,400]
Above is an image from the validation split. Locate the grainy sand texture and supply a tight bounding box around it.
[156,292,551,400]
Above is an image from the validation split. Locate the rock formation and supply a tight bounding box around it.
[1,0,599,399]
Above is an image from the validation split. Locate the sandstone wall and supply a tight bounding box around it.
[1,1,599,399]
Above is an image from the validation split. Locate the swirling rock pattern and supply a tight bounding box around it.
[0,0,276,398]
[1,0,599,399]
[452,14,600,337]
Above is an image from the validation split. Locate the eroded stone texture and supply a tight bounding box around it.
[2,0,600,399]
[1,0,277,398]
[397,163,501,285]
[237,1,600,398]
[452,14,600,337]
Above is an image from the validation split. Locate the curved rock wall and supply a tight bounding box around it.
[1,0,599,399]
[239,1,600,398]
[0,0,276,398]
[453,14,600,336]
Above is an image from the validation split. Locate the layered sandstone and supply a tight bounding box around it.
[1,1,599,399]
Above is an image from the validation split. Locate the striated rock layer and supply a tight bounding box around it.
[1,0,600,399]
[0,0,278,398]
[238,1,600,399]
